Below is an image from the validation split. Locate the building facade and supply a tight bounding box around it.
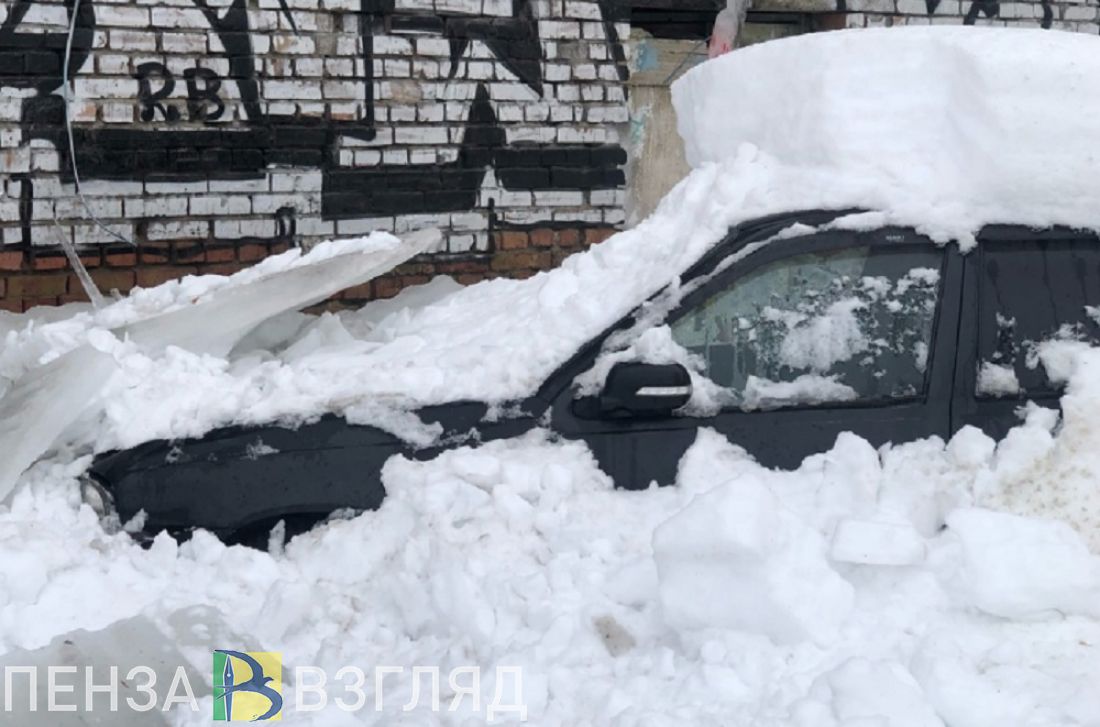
[1,0,1097,311]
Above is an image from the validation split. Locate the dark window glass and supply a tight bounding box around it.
[977,238,1100,396]
[669,245,943,410]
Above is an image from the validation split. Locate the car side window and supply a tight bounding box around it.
[976,238,1100,397]
[669,244,943,410]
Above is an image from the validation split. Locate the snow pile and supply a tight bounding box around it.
[654,474,854,644]
[947,508,1100,620]
[4,412,1100,723]
[674,27,1100,246]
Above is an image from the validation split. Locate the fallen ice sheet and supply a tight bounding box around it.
[0,615,209,725]
[0,345,116,503]
[0,230,439,493]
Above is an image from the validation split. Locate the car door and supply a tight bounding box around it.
[952,228,1100,440]
[549,226,964,488]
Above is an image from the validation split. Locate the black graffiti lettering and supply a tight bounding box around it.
[184,68,225,122]
[135,63,180,122]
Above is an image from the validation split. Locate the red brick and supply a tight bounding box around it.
[373,276,401,299]
[490,250,552,272]
[22,297,60,312]
[105,251,137,267]
[7,274,68,298]
[0,277,5,298]
[237,243,269,262]
[558,229,582,247]
[0,298,20,313]
[400,274,430,288]
[455,273,491,286]
[393,262,435,276]
[204,245,237,263]
[199,262,243,276]
[340,282,373,300]
[269,241,292,256]
[496,231,529,250]
[91,269,136,293]
[174,242,205,263]
[79,252,102,269]
[585,228,617,245]
[0,250,24,271]
[32,254,68,271]
[139,242,173,265]
[434,260,490,275]
[136,266,199,289]
[529,228,555,247]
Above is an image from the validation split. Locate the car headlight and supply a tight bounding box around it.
[79,473,115,518]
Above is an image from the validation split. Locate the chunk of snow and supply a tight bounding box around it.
[778,298,867,372]
[0,346,117,503]
[946,508,1100,619]
[831,518,927,566]
[653,476,854,644]
[802,658,945,727]
[976,361,1020,397]
[742,373,857,410]
[675,28,1100,246]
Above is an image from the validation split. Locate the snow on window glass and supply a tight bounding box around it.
[976,239,1100,397]
[670,245,942,410]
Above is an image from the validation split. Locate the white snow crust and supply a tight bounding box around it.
[674,27,1100,247]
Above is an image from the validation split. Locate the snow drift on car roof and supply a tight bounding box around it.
[674,27,1100,242]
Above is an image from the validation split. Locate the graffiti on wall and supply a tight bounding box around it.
[1,0,630,250]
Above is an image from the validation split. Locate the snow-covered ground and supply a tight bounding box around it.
[4,382,1100,724]
[1,26,1100,725]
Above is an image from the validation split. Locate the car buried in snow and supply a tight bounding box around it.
[83,211,1100,543]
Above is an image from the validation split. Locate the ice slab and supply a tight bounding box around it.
[119,228,442,357]
[0,346,117,503]
[0,615,208,725]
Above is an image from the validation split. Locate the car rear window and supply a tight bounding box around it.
[977,238,1100,397]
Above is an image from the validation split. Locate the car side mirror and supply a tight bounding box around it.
[599,362,693,418]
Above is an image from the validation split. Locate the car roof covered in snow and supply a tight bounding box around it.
[674,26,1100,245]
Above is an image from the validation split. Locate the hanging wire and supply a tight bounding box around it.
[662,39,707,86]
[60,0,138,307]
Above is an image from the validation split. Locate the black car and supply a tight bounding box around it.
[85,210,1100,542]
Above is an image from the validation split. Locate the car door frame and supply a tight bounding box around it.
[951,225,1100,440]
[539,223,965,483]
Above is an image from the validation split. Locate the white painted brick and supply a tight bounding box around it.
[395,126,449,145]
[263,80,322,100]
[189,195,252,216]
[336,217,394,235]
[94,5,150,27]
[565,1,603,20]
[147,220,208,241]
[161,32,207,54]
[1065,5,1098,20]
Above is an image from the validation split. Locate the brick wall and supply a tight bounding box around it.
[2,1,1098,313]
[824,0,1098,29]
[1,0,629,311]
